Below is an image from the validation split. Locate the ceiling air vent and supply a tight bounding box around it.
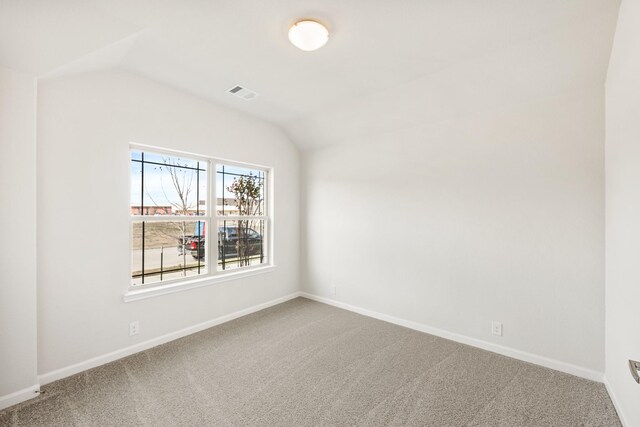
[227,85,259,101]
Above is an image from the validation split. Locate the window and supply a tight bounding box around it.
[130,146,270,289]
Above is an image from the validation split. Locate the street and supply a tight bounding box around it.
[131,245,264,285]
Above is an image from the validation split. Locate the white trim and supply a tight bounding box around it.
[129,215,210,222]
[300,293,604,382]
[124,265,276,302]
[131,143,214,164]
[40,292,301,386]
[0,384,40,411]
[215,215,268,221]
[604,376,630,427]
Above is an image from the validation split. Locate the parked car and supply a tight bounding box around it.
[186,226,263,260]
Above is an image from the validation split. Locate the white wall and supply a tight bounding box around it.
[302,86,605,375]
[605,0,640,425]
[36,71,299,376]
[0,66,39,407]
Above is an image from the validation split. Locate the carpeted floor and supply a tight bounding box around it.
[0,297,621,426]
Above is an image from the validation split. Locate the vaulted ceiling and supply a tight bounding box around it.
[0,0,621,149]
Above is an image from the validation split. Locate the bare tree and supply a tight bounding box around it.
[226,173,262,267]
[146,157,201,275]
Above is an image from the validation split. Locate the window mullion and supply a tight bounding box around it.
[209,160,217,276]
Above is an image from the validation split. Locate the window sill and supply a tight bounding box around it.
[123,265,277,303]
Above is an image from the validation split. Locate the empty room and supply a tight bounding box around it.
[1,0,639,425]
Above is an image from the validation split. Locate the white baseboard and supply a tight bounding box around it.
[39,292,302,386]
[300,292,603,383]
[0,384,40,411]
[36,290,604,388]
[604,376,629,427]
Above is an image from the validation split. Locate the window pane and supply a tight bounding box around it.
[216,164,265,216]
[131,151,208,216]
[217,220,266,271]
[131,220,208,285]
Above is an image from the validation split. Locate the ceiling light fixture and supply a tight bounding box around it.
[288,20,329,51]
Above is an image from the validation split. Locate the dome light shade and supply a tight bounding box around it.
[288,20,329,51]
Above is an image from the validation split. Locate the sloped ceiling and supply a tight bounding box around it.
[0,0,621,149]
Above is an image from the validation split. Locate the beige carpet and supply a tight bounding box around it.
[0,297,621,426]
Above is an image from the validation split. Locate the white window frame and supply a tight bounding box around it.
[125,144,275,302]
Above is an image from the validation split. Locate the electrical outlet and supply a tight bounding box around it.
[331,285,336,295]
[129,321,139,336]
[491,321,503,336]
